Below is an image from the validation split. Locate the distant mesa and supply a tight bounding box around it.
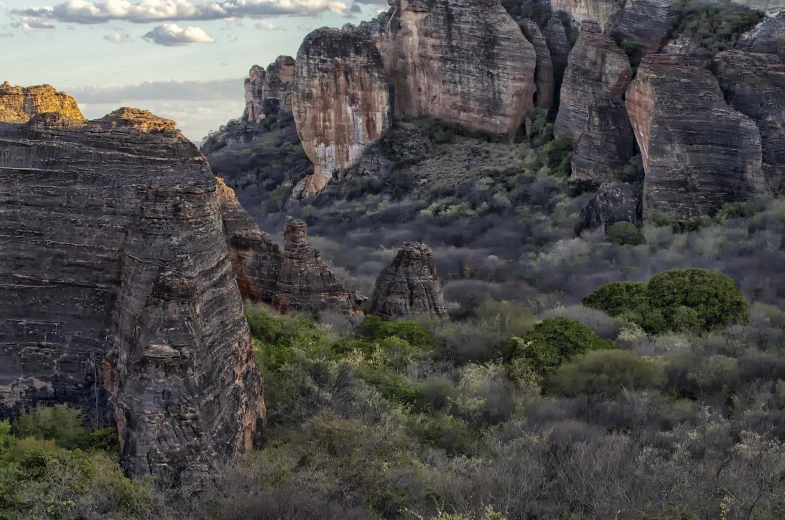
[0,81,85,123]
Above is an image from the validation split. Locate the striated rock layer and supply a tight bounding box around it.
[553,20,632,143]
[605,0,677,55]
[0,104,265,484]
[626,55,764,220]
[544,17,572,103]
[378,0,537,139]
[370,242,449,322]
[550,0,622,29]
[243,56,296,124]
[711,51,785,193]
[571,99,635,181]
[292,27,393,198]
[0,82,84,123]
[521,19,555,110]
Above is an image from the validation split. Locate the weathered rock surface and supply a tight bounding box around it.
[736,10,785,59]
[550,0,622,29]
[605,0,676,54]
[730,0,785,10]
[0,102,265,483]
[243,56,296,124]
[0,82,84,122]
[575,182,640,234]
[370,242,449,321]
[571,99,635,181]
[711,50,785,193]
[522,19,555,109]
[378,0,537,139]
[292,27,393,199]
[626,55,764,220]
[553,20,632,142]
[273,218,361,316]
[544,17,572,101]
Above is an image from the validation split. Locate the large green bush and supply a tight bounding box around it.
[548,350,662,398]
[583,269,748,334]
[607,221,645,246]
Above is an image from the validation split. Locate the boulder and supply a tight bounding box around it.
[605,0,677,55]
[553,20,632,143]
[626,55,764,220]
[521,19,555,109]
[576,182,640,234]
[0,99,264,484]
[571,98,635,181]
[371,242,449,321]
[291,27,393,198]
[711,50,785,193]
[377,0,537,139]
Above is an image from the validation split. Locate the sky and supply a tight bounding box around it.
[0,0,388,141]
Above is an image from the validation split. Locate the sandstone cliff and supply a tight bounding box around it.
[0,81,84,122]
[544,17,572,103]
[291,27,393,199]
[243,56,296,124]
[711,50,785,193]
[571,99,635,181]
[575,182,640,234]
[550,0,621,29]
[377,0,537,139]
[626,55,764,220]
[370,242,449,322]
[0,100,264,483]
[553,21,633,144]
[736,10,784,58]
[605,0,676,54]
[521,19,555,110]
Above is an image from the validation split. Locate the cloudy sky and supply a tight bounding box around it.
[0,0,387,141]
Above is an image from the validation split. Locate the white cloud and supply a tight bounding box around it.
[103,32,130,42]
[12,0,350,26]
[254,19,285,30]
[12,16,56,30]
[0,1,7,10]
[228,34,237,41]
[143,23,215,45]
[297,24,313,31]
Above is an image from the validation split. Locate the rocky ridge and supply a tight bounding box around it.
[0,82,84,122]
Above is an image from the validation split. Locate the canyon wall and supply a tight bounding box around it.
[550,0,621,29]
[0,97,265,484]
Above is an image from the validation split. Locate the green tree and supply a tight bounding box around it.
[607,221,645,246]
[548,349,661,398]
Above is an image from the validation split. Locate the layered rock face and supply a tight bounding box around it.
[371,242,449,322]
[550,0,621,29]
[521,19,555,109]
[711,51,785,193]
[378,0,537,138]
[626,55,764,220]
[575,182,640,234]
[553,21,632,142]
[0,82,84,123]
[273,218,360,316]
[571,99,635,181]
[291,27,393,199]
[605,0,677,54]
[0,103,265,483]
[242,56,296,124]
[544,18,572,101]
[736,11,784,59]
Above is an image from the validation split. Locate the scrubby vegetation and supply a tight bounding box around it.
[670,0,763,52]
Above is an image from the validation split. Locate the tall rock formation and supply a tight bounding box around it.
[521,19,555,110]
[371,242,449,322]
[550,0,622,29]
[0,99,265,483]
[575,182,640,234]
[544,17,572,102]
[605,0,677,55]
[553,21,633,143]
[377,0,537,139]
[736,10,785,59]
[626,55,764,220]
[0,82,84,122]
[273,218,361,316]
[571,99,635,181]
[242,56,296,124]
[291,27,393,199]
[711,51,785,193]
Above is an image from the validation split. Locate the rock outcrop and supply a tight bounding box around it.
[544,17,572,101]
[605,0,676,55]
[550,0,622,29]
[553,21,632,143]
[736,10,784,59]
[370,242,449,321]
[571,99,635,181]
[575,182,640,234]
[0,82,84,122]
[273,218,361,316]
[626,55,764,220]
[0,101,265,483]
[521,19,555,109]
[291,27,393,199]
[242,56,296,124]
[711,50,785,193]
[377,0,537,139]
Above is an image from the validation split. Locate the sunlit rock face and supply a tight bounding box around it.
[0,100,265,485]
[626,55,764,220]
[243,56,296,124]
[0,82,84,123]
[291,27,394,199]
